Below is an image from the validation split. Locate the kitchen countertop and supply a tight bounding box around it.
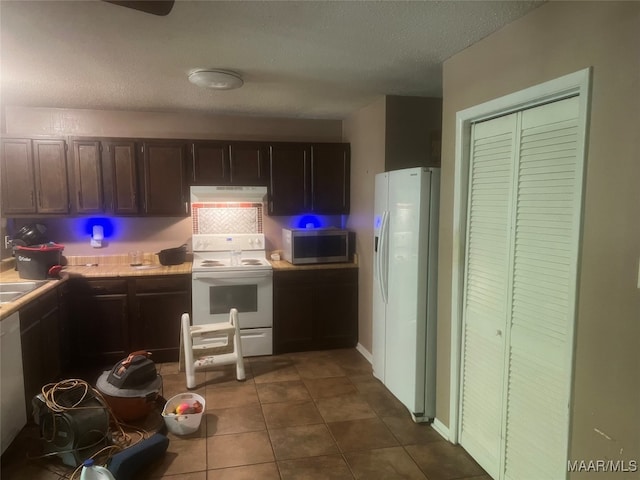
[270,260,358,270]
[0,258,191,321]
[0,256,357,321]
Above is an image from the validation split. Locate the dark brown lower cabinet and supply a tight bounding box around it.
[274,267,358,354]
[57,282,71,373]
[19,288,62,416]
[132,277,191,363]
[69,275,190,368]
[69,278,130,369]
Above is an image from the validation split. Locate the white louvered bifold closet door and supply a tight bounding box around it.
[503,97,580,480]
[459,113,517,480]
[460,96,582,480]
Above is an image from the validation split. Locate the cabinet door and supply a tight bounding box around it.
[268,143,310,215]
[311,143,350,214]
[0,138,36,215]
[192,141,229,185]
[141,141,189,216]
[313,269,358,349]
[19,301,43,416]
[273,271,315,354]
[58,282,71,373]
[132,276,190,362]
[103,140,139,215]
[72,139,104,214]
[33,139,69,214]
[70,279,130,366]
[39,290,61,383]
[18,289,61,416]
[230,142,268,186]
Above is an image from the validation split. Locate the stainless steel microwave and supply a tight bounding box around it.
[282,228,354,265]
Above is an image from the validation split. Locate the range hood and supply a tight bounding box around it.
[190,186,267,203]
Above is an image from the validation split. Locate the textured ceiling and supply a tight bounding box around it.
[0,0,544,119]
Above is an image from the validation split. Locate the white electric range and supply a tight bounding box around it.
[191,233,273,356]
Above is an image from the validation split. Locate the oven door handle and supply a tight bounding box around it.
[193,271,273,280]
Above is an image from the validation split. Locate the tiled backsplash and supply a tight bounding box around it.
[191,203,263,234]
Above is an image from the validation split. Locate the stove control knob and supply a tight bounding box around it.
[254,237,262,247]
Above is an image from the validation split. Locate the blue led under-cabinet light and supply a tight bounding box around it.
[296,214,322,229]
[83,218,116,247]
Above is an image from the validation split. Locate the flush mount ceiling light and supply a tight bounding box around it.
[188,69,243,90]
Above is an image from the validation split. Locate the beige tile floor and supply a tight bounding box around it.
[0,348,490,479]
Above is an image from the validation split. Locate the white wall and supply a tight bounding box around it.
[343,97,386,353]
[438,1,640,468]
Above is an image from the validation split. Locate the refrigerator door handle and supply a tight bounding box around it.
[378,210,390,303]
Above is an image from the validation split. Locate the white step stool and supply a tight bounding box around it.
[179,308,246,389]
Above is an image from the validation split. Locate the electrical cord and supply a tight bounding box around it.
[35,378,158,480]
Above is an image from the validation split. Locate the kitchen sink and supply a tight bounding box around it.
[0,281,49,304]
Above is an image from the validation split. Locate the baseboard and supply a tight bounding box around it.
[431,418,451,441]
[355,343,372,363]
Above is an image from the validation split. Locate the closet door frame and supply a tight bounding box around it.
[449,68,591,455]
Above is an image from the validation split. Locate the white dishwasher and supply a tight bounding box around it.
[1,311,27,454]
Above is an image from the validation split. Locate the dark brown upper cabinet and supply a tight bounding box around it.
[69,137,139,215]
[140,140,189,216]
[1,138,36,215]
[311,143,350,214]
[1,137,69,216]
[229,142,268,185]
[71,138,104,214]
[267,142,350,216]
[102,140,139,215]
[33,139,69,214]
[191,141,268,186]
[191,141,228,185]
[268,143,311,215]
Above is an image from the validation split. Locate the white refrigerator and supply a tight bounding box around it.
[372,166,440,422]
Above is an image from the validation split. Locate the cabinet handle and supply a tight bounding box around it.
[257,149,261,179]
[184,201,189,214]
[191,144,197,182]
[303,150,309,209]
[343,153,347,209]
[309,150,315,211]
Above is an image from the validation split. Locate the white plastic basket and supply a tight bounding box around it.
[162,392,206,435]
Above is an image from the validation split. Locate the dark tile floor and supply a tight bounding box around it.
[0,348,490,479]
